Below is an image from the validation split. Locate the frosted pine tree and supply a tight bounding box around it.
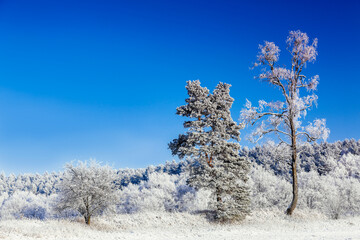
[169,80,250,222]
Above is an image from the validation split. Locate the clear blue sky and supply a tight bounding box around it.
[0,0,359,174]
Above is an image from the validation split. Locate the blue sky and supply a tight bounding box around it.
[0,0,359,174]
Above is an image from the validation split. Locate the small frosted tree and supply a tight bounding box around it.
[57,160,118,225]
[170,80,250,222]
[240,30,330,215]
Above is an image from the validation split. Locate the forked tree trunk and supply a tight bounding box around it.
[287,124,298,215]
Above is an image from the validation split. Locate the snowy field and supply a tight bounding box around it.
[1,211,359,240]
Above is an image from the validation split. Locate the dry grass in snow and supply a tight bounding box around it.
[0,210,359,240]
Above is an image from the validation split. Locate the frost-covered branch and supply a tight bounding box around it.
[242,31,328,148]
[304,119,330,142]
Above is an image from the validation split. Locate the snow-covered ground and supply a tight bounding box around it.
[0,210,359,240]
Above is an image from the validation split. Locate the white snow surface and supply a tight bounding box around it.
[0,210,359,240]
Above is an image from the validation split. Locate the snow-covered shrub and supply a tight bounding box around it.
[324,169,360,218]
[249,162,360,219]
[118,172,177,213]
[298,171,324,210]
[117,172,211,214]
[0,191,53,220]
[146,172,178,211]
[249,164,291,210]
[174,172,212,212]
[296,169,360,219]
[298,171,340,217]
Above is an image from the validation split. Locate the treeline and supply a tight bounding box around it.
[0,140,359,221]
[0,160,188,196]
[242,139,360,179]
[1,139,359,197]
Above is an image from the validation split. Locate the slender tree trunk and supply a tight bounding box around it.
[84,197,91,225]
[85,215,91,225]
[216,185,222,203]
[215,185,223,221]
[286,122,298,215]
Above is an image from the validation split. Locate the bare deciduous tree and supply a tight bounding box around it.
[240,30,330,215]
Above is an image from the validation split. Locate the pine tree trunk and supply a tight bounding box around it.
[216,186,222,203]
[286,125,298,215]
[215,185,223,221]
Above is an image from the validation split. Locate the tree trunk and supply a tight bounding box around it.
[84,197,91,225]
[85,215,91,225]
[216,186,222,203]
[215,185,222,221]
[286,131,298,215]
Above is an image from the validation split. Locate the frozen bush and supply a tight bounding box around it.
[117,172,211,214]
[298,170,360,219]
[298,171,324,210]
[249,164,291,210]
[118,172,177,213]
[0,191,52,220]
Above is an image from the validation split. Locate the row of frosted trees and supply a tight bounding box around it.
[1,139,358,197]
[1,151,359,224]
[0,140,359,224]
